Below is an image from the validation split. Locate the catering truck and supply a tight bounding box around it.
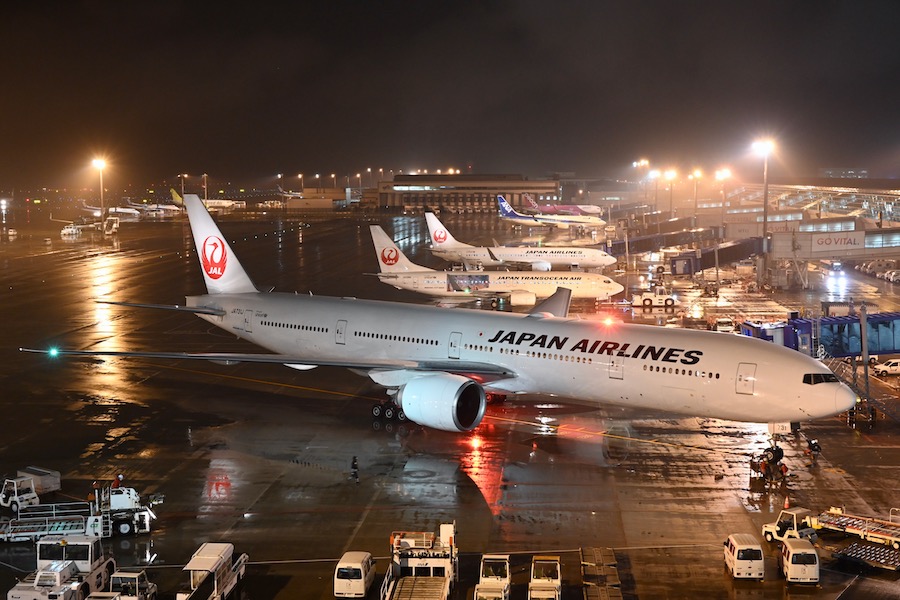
[474,554,510,600]
[527,555,561,600]
[379,522,458,600]
[175,542,248,600]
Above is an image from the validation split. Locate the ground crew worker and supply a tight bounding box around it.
[111,474,124,489]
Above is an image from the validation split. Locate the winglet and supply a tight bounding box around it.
[528,288,572,318]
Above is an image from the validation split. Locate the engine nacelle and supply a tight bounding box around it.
[530,260,551,272]
[397,373,486,432]
[508,291,537,306]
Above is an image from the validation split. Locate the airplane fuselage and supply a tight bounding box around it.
[188,292,853,423]
[431,246,616,269]
[376,270,623,301]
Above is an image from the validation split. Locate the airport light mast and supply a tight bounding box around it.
[665,169,677,216]
[92,158,106,221]
[689,169,702,219]
[752,139,775,284]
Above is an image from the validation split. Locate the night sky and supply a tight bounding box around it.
[2,2,899,190]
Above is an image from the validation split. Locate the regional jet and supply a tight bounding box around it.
[371,225,623,306]
[497,196,606,229]
[21,195,855,434]
[425,211,616,271]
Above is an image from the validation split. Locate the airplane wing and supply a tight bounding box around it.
[98,300,226,316]
[18,348,516,383]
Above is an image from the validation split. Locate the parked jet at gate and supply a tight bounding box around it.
[425,211,616,271]
[371,225,622,306]
[498,196,606,230]
[21,195,856,434]
[524,193,604,216]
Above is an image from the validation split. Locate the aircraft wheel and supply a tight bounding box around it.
[384,405,396,420]
[371,421,382,432]
[396,410,407,422]
[371,404,383,418]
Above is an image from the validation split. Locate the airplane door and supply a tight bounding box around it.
[244,310,253,334]
[736,363,756,395]
[335,320,347,345]
[448,332,462,359]
[609,356,624,380]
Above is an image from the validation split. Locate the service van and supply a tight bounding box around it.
[723,533,765,580]
[334,551,376,598]
[779,538,819,583]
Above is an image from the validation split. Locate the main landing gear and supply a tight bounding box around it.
[371,401,406,422]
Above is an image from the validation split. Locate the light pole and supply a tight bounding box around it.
[315,174,320,193]
[715,168,732,229]
[632,159,649,202]
[202,173,209,201]
[356,173,362,193]
[689,169,702,219]
[331,173,336,190]
[298,173,304,192]
[92,158,106,220]
[665,169,677,216]
[179,173,188,199]
[752,139,775,283]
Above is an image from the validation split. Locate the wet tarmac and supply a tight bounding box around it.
[1,210,899,599]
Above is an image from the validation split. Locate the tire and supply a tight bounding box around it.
[396,410,407,422]
[383,406,396,420]
[764,532,774,543]
[115,520,134,536]
[371,404,383,418]
[10,501,18,514]
[664,298,674,307]
[877,371,886,377]
[642,298,652,307]
[78,584,90,600]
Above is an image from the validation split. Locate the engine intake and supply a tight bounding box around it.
[397,374,486,432]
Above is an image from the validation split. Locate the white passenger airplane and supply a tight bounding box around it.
[497,196,607,230]
[425,211,616,271]
[371,225,623,306]
[20,195,856,434]
[524,193,604,216]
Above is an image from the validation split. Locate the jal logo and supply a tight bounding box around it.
[380,248,399,265]
[433,229,448,244]
[201,235,227,279]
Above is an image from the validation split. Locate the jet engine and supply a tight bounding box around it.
[397,373,486,432]
[530,261,552,272]
[508,291,538,306]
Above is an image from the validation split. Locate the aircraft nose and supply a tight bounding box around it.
[836,385,857,413]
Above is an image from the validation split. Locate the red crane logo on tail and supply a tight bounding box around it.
[201,235,227,279]
[433,229,448,244]
[380,248,399,266]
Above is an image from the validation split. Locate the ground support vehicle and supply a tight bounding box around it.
[0,486,158,542]
[107,570,158,600]
[379,522,458,600]
[833,541,900,571]
[761,508,818,544]
[809,506,900,550]
[175,542,248,600]
[7,534,116,599]
[0,478,40,514]
[474,554,510,600]
[631,286,676,308]
[527,555,561,600]
[874,359,900,377]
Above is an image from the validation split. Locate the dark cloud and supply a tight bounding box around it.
[0,1,898,188]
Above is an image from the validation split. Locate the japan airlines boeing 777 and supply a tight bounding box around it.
[20,195,855,434]
[498,196,607,229]
[371,225,623,306]
[425,211,616,271]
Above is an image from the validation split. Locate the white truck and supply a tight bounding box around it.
[632,286,676,308]
[0,478,40,514]
[175,542,248,600]
[761,508,819,544]
[379,522,458,600]
[527,555,561,600]
[474,554,510,600]
[1,485,159,542]
[107,570,158,600]
[7,534,116,600]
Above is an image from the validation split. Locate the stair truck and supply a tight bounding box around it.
[474,554,510,600]
[7,534,116,600]
[527,555,561,600]
[379,522,458,600]
[175,542,248,600]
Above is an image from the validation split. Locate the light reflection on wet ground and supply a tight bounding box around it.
[0,213,898,599]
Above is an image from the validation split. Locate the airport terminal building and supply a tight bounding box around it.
[371,174,561,213]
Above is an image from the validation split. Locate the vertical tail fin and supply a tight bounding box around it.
[170,188,185,206]
[524,193,539,210]
[369,226,433,273]
[424,211,470,250]
[184,194,257,294]
[497,195,525,219]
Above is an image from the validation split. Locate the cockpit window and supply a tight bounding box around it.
[803,373,839,385]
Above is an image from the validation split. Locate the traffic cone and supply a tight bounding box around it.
[784,495,790,509]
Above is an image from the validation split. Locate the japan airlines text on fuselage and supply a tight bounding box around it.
[22,195,855,435]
